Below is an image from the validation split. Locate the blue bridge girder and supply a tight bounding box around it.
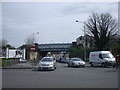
[39,48,69,52]
[38,43,72,52]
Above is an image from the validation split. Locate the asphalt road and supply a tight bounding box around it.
[2,63,118,88]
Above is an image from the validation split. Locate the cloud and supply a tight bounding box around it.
[60,2,118,17]
[2,2,118,47]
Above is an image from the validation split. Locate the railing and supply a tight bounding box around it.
[1,59,19,67]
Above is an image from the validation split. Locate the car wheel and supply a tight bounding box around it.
[72,63,74,67]
[90,63,94,67]
[101,63,106,68]
[68,64,70,67]
[52,68,55,71]
[82,65,85,67]
[38,68,41,71]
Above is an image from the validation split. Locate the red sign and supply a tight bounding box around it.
[109,49,112,52]
[31,46,36,51]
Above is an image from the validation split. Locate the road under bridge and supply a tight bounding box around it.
[37,43,72,58]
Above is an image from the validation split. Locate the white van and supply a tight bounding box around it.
[89,51,116,67]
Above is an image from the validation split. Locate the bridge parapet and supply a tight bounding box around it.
[38,43,72,52]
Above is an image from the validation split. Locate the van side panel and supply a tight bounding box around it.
[89,52,99,62]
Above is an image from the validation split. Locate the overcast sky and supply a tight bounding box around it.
[1,1,118,48]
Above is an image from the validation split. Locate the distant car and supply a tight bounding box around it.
[38,57,56,71]
[68,58,85,67]
[18,58,26,63]
[65,58,70,64]
[58,57,66,63]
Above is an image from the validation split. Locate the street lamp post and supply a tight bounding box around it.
[83,23,86,61]
[32,32,39,68]
[76,20,86,61]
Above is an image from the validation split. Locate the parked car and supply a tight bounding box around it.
[68,58,85,67]
[18,58,26,63]
[38,57,56,71]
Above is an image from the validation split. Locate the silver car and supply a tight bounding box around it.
[38,57,56,71]
[68,58,85,67]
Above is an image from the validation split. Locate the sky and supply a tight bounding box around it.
[1,1,118,48]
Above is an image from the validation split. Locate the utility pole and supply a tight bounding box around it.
[76,20,86,61]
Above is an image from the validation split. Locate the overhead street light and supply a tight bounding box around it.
[76,20,86,61]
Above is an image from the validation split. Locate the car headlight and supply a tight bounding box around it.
[82,62,85,64]
[80,62,85,65]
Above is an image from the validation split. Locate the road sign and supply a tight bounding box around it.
[31,46,36,51]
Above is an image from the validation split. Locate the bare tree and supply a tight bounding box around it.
[85,13,118,50]
[0,39,8,48]
[25,34,36,46]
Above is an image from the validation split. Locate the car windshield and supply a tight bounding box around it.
[102,53,114,58]
[41,58,53,62]
[71,58,81,61]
